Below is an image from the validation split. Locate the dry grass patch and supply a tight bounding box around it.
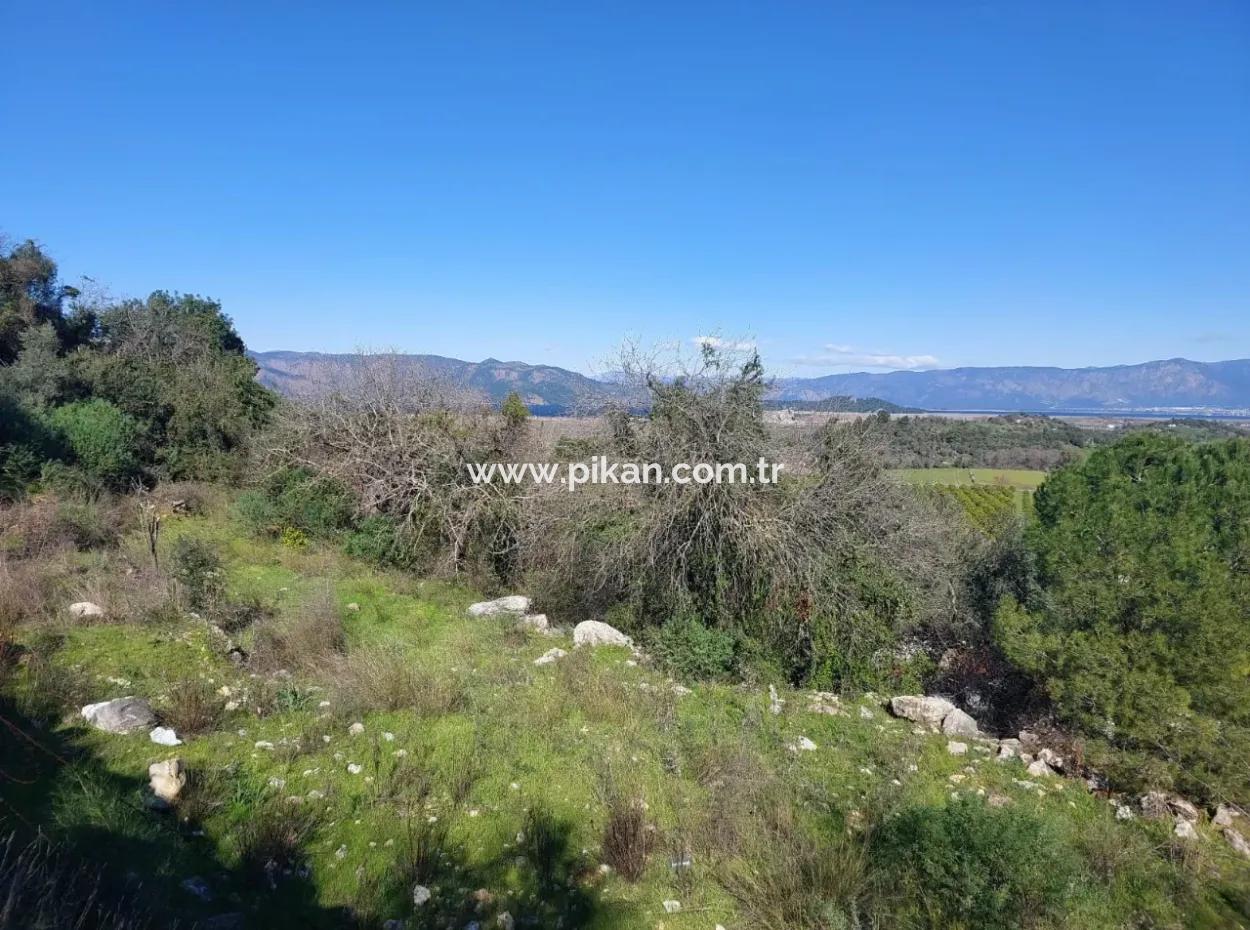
[327,644,467,716]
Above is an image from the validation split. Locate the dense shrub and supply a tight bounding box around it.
[994,433,1250,804]
[236,467,355,538]
[47,399,142,486]
[645,613,737,681]
[870,797,1078,929]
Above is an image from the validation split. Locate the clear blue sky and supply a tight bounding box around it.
[3,1,1248,376]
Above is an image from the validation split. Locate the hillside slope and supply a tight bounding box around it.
[3,498,1247,929]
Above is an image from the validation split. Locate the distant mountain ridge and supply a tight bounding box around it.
[769,358,1250,413]
[251,351,1250,415]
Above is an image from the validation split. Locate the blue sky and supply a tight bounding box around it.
[3,1,1248,376]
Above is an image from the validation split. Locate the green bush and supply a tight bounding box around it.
[870,797,1078,929]
[645,614,737,681]
[994,433,1250,804]
[47,399,141,486]
[344,514,419,568]
[170,536,225,611]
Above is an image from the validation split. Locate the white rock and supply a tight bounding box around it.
[941,707,980,737]
[572,620,632,648]
[788,736,818,753]
[149,758,186,803]
[533,648,567,666]
[1036,748,1064,771]
[467,595,531,617]
[81,697,155,734]
[1224,827,1250,858]
[890,695,956,729]
[1174,818,1198,841]
[150,726,182,746]
[69,601,105,619]
[412,884,432,906]
[348,722,365,735]
[1214,804,1242,828]
[347,763,363,775]
[517,613,549,632]
[1026,759,1056,778]
[1115,804,1135,820]
[947,741,968,756]
[346,602,360,612]
[661,900,681,914]
[768,684,784,715]
[996,738,1021,761]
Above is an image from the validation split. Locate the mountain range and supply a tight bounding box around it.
[251,351,1250,416]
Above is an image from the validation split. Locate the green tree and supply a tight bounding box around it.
[994,433,1250,802]
[501,390,530,428]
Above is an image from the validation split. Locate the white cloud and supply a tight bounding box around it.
[793,344,940,371]
[692,335,757,352]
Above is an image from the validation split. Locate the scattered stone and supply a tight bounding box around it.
[1224,828,1250,858]
[254,740,275,750]
[987,792,1012,808]
[661,900,681,914]
[346,603,360,612]
[467,595,531,617]
[858,705,874,720]
[517,613,549,632]
[149,758,186,804]
[572,620,632,648]
[335,844,348,860]
[1115,804,1135,821]
[890,695,956,729]
[1036,748,1064,771]
[788,736,818,753]
[1174,819,1198,841]
[150,726,182,746]
[806,691,842,715]
[533,647,567,666]
[383,731,395,741]
[349,722,365,735]
[412,884,432,906]
[1214,804,1243,828]
[1169,796,1201,822]
[81,697,155,734]
[69,601,105,619]
[347,763,363,775]
[947,740,968,756]
[1026,759,1056,778]
[769,684,784,716]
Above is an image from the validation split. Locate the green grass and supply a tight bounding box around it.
[3,496,1248,929]
[893,467,1048,489]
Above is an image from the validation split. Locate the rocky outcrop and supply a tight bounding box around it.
[572,620,632,649]
[467,596,531,617]
[889,695,981,736]
[81,696,156,734]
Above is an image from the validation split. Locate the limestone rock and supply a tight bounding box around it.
[69,601,105,619]
[81,697,155,734]
[572,620,632,649]
[889,695,955,729]
[149,757,187,804]
[533,648,567,666]
[467,596,531,617]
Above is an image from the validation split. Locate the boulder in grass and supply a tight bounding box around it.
[149,757,187,804]
[81,696,156,733]
[69,601,105,619]
[890,695,956,730]
[572,620,632,649]
[941,708,980,737]
[517,613,549,632]
[467,596,531,617]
